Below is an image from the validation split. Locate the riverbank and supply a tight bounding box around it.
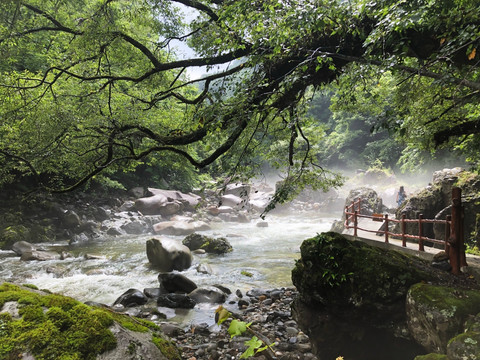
[159,287,318,360]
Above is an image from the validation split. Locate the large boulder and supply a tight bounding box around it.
[152,221,195,235]
[447,313,480,360]
[146,188,200,210]
[182,233,233,254]
[406,283,480,353]
[0,283,179,360]
[11,240,37,256]
[291,232,474,360]
[224,183,251,198]
[134,194,184,216]
[146,237,192,272]
[292,232,438,314]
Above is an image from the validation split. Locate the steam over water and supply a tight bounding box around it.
[0,212,336,308]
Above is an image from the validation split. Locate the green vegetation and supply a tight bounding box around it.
[215,306,274,359]
[0,283,116,359]
[0,0,478,205]
[0,283,179,359]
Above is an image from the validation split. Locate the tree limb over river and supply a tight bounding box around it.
[0,0,479,201]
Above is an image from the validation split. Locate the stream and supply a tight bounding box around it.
[0,212,336,326]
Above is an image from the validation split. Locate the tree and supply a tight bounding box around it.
[0,0,479,200]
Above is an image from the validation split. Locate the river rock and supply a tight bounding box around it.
[157,293,196,309]
[62,210,81,229]
[446,313,480,360]
[152,221,195,235]
[146,237,192,272]
[224,183,251,198]
[189,286,227,304]
[20,250,60,261]
[146,188,201,208]
[134,194,170,215]
[207,205,234,215]
[11,240,37,256]
[182,233,233,254]
[196,263,213,274]
[128,186,145,198]
[406,283,480,353]
[120,220,149,234]
[220,194,247,209]
[113,288,148,308]
[158,273,197,293]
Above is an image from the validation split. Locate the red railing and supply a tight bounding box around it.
[344,198,451,251]
[343,187,466,275]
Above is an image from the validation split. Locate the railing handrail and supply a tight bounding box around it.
[344,197,450,251]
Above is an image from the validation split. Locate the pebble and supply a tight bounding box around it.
[164,287,319,360]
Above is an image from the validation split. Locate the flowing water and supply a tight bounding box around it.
[0,212,336,324]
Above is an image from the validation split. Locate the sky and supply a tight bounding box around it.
[169,4,229,81]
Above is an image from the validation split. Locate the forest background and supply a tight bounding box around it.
[0,0,478,205]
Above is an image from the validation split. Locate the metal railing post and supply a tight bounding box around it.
[445,215,451,254]
[354,210,358,237]
[418,214,424,251]
[450,187,462,274]
[384,214,389,243]
[345,206,349,228]
[401,213,406,247]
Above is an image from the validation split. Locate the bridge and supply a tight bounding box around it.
[341,187,480,276]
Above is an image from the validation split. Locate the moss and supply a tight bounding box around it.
[22,284,39,290]
[152,335,182,360]
[241,270,254,277]
[0,282,117,359]
[0,283,180,359]
[108,311,158,333]
[447,331,480,359]
[414,354,448,360]
[292,232,436,309]
[409,283,480,320]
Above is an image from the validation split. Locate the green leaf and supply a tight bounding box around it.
[227,319,248,338]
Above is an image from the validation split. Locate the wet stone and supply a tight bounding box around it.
[164,287,319,360]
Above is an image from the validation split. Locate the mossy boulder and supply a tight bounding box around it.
[407,283,480,353]
[292,232,439,318]
[182,233,233,254]
[0,283,180,359]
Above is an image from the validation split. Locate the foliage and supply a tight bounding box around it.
[215,306,274,359]
[0,0,479,204]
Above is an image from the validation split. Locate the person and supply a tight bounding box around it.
[396,186,407,207]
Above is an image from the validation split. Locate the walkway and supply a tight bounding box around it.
[341,216,480,274]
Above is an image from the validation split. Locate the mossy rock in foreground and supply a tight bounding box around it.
[0,283,181,360]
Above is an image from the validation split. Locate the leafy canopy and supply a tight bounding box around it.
[0,0,479,200]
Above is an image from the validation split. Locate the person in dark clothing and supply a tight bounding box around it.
[396,186,407,207]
